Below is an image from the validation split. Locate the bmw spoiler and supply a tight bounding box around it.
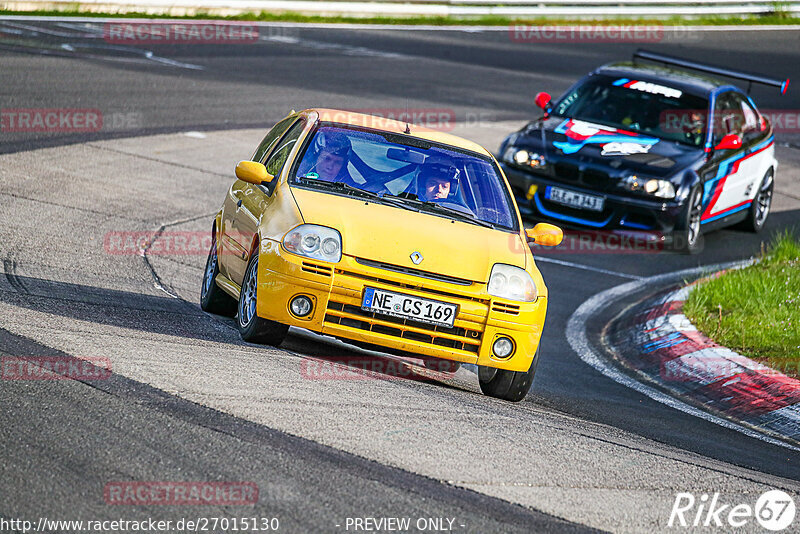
[633,49,789,95]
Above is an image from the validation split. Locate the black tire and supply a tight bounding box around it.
[237,254,288,346]
[478,348,540,402]
[200,238,236,316]
[737,170,774,233]
[673,187,704,255]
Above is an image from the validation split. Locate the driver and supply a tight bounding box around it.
[302,131,353,182]
[416,162,460,203]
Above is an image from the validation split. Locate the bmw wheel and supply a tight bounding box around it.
[237,254,289,346]
[739,170,773,233]
[675,187,704,254]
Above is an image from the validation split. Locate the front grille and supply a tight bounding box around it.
[553,162,611,190]
[355,258,473,286]
[336,268,485,304]
[302,262,333,276]
[492,302,520,316]
[554,162,580,182]
[325,301,482,353]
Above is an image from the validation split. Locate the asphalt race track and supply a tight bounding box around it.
[2,19,800,533]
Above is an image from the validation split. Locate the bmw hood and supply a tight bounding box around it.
[502,116,704,179]
[290,187,527,283]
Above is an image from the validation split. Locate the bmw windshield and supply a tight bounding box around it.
[290,124,519,231]
[553,74,709,147]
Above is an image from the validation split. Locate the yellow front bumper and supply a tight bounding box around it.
[255,239,547,372]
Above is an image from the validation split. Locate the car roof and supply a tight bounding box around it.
[593,62,730,97]
[303,108,493,158]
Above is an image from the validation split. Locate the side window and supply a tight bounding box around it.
[730,93,759,134]
[265,120,306,178]
[713,93,741,145]
[253,116,296,163]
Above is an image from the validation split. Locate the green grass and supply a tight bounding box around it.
[684,233,800,379]
[2,9,800,26]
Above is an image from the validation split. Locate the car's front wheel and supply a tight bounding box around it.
[478,349,539,402]
[738,169,773,233]
[674,187,704,254]
[237,254,289,346]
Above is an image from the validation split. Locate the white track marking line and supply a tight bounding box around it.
[534,255,645,280]
[566,260,800,452]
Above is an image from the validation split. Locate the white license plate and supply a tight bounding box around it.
[362,287,457,328]
[546,186,605,212]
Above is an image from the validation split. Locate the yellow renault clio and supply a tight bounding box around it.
[201,109,562,401]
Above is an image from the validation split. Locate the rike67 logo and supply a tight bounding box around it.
[669,490,795,530]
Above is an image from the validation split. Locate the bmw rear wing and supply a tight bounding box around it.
[633,49,789,95]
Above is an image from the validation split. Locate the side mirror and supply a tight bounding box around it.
[235,160,274,185]
[713,133,742,152]
[525,223,563,247]
[535,92,552,111]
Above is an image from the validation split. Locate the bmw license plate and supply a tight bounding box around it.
[362,287,457,328]
[546,186,605,212]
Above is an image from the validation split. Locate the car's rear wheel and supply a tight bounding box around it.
[738,170,773,233]
[200,237,236,316]
[674,187,704,254]
[237,254,289,346]
[478,348,539,402]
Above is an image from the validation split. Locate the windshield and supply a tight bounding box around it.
[553,75,709,147]
[290,125,518,230]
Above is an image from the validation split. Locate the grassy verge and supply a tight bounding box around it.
[684,233,800,379]
[1,9,800,26]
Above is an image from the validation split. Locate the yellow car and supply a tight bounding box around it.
[201,109,563,401]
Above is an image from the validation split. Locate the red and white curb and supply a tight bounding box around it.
[625,282,800,442]
[568,261,800,451]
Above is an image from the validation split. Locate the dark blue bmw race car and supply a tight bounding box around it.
[499,50,789,253]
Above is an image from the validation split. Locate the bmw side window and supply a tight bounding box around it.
[253,116,296,163]
[265,120,306,178]
[730,93,759,138]
[713,93,741,145]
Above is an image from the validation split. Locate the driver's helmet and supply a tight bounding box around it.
[312,130,352,160]
[416,161,460,202]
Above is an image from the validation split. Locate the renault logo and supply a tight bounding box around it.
[410,251,423,265]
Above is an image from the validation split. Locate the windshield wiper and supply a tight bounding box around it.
[381,193,495,228]
[295,177,419,212]
[418,202,495,228]
[295,177,381,199]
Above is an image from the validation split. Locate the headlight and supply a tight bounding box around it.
[622,175,676,199]
[487,264,537,302]
[283,224,342,262]
[503,146,546,169]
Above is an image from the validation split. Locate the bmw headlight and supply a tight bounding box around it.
[503,147,546,169]
[487,264,537,302]
[622,175,676,199]
[283,224,342,262]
